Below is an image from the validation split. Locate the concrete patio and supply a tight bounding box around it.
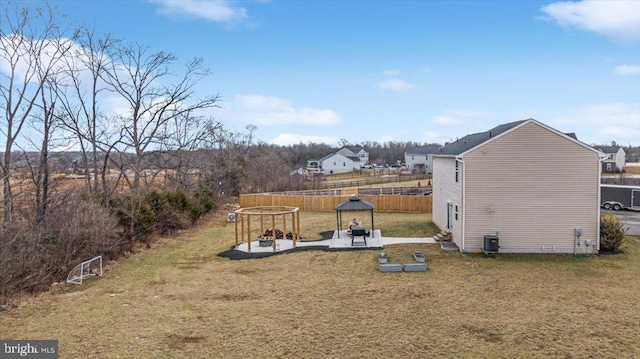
[234,229,437,253]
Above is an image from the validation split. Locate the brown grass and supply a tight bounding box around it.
[1,211,639,358]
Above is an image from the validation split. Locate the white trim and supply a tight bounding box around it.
[454,119,607,159]
[459,158,466,252]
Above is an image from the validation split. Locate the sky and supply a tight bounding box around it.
[38,0,640,146]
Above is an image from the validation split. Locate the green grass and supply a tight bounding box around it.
[1,211,639,358]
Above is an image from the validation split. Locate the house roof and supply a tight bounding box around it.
[405,145,442,155]
[336,148,362,162]
[437,120,527,156]
[319,152,359,163]
[319,153,339,161]
[594,146,622,154]
[346,146,366,154]
[335,196,375,211]
[435,119,599,158]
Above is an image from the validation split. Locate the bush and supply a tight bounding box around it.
[0,192,121,296]
[110,195,156,239]
[144,190,189,233]
[600,214,626,252]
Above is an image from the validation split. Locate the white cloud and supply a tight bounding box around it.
[614,64,640,75]
[420,130,449,145]
[430,109,493,127]
[382,69,400,76]
[541,0,640,43]
[269,133,340,146]
[377,79,414,91]
[0,35,79,85]
[150,0,248,24]
[432,116,465,126]
[546,103,640,144]
[223,95,343,127]
[376,135,395,144]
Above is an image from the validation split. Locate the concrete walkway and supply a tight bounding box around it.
[234,230,437,253]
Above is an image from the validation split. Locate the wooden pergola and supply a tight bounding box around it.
[234,206,301,252]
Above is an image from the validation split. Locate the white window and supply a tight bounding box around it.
[606,163,612,171]
[455,205,459,221]
[455,161,459,183]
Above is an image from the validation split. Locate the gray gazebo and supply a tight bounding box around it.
[335,196,375,238]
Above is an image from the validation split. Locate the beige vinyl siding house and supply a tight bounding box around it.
[432,119,605,254]
[432,157,463,242]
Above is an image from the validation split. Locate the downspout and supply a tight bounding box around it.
[456,156,465,252]
[596,152,607,252]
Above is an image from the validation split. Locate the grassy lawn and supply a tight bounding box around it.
[2,211,639,358]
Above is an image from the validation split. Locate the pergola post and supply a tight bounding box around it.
[297,210,301,245]
[271,214,276,251]
[292,211,297,247]
[234,212,239,247]
[247,215,251,250]
[260,209,264,238]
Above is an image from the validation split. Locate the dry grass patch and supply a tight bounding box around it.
[1,211,639,358]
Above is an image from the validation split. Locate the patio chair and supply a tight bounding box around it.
[350,228,368,246]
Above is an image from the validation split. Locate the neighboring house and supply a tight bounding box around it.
[307,146,368,175]
[336,146,369,166]
[404,145,442,174]
[594,146,626,173]
[306,159,322,173]
[432,119,605,254]
[319,152,360,175]
[339,146,369,164]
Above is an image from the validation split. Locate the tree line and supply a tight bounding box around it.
[0,1,441,299]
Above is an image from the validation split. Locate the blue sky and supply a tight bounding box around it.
[48,0,640,146]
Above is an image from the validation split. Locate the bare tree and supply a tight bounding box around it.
[0,1,77,225]
[157,111,220,192]
[200,124,256,200]
[102,42,220,189]
[56,26,117,194]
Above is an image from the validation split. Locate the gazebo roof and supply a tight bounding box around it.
[335,196,375,211]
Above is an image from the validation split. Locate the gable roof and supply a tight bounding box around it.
[336,147,362,162]
[435,119,602,158]
[437,120,527,156]
[594,145,622,154]
[335,196,375,211]
[405,145,443,155]
[346,146,366,154]
[319,152,359,163]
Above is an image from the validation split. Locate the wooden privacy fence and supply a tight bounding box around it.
[240,193,432,213]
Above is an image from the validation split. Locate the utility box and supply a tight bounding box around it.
[483,235,499,254]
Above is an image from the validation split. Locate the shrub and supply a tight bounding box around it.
[110,195,156,239]
[0,191,122,296]
[144,190,189,233]
[193,185,215,213]
[600,214,626,252]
